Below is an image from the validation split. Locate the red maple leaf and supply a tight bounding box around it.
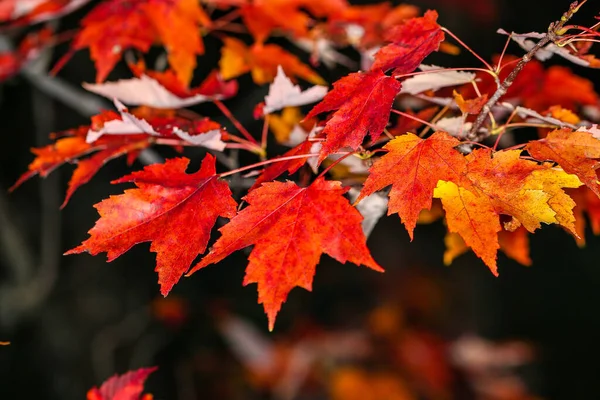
[306,69,402,161]
[370,10,445,74]
[87,366,157,400]
[66,156,238,295]
[189,178,383,330]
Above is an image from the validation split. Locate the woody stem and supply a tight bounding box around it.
[468,1,584,141]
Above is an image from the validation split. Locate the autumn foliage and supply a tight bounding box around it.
[4,0,600,347]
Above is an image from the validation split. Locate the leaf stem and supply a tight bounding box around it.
[213,100,259,145]
[441,27,494,71]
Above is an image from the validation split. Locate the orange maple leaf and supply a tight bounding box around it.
[69,0,209,84]
[357,132,470,239]
[527,128,600,198]
[67,156,237,296]
[434,149,581,275]
[87,366,157,400]
[241,0,348,43]
[306,69,402,161]
[219,37,324,85]
[189,178,383,330]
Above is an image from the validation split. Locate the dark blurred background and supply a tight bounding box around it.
[1,0,600,399]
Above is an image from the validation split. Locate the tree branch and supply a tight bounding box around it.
[468,1,585,141]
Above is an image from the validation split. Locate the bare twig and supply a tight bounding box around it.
[468,1,585,141]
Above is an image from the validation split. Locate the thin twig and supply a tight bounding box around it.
[468,1,584,141]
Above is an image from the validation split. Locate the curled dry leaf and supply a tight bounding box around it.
[498,29,600,68]
[401,65,476,95]
[83,73,234,109]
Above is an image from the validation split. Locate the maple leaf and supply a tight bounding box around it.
[69,0,209,84]
[526,128,600,198]
[306,69,402,161]
[219,37,325,85]
[87,366,157,400]
[370,10,444,74]
[66,156,238,296]
[434,149,581,274]
[357,132,470,239]
[188,178,382,330]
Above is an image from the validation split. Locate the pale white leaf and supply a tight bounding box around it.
[349,188,389,238]
[498,29,591,67]
[498,102,578,129]
[401,65,476,95]
[293,38,357,69]
[172,127,226,152]
[360,47,379,71]
[83,75,216,109]
[13,0,90,22]
[263,66,328,114]
[86,99,158,143]
[576,124,600,139]
[435,116,472,138]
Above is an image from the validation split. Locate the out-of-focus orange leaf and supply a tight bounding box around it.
[306,69,401,161]
[66,156,238,296]
[332,3,420,49]
[269,107,303,144]
[189,178,382,330]
[371,10,444,74]
[241,0,348,43]
[572,186,600,246]
[498,227,532,266]
[527,128,600,198]
[219,37,324,85]
[357,132,470,239]
[87,366,157,400]
[523,66,599,112]
[445,228,532,266]
[435,149,581,275]
[330,367,415,400]
[69,0,209,84]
